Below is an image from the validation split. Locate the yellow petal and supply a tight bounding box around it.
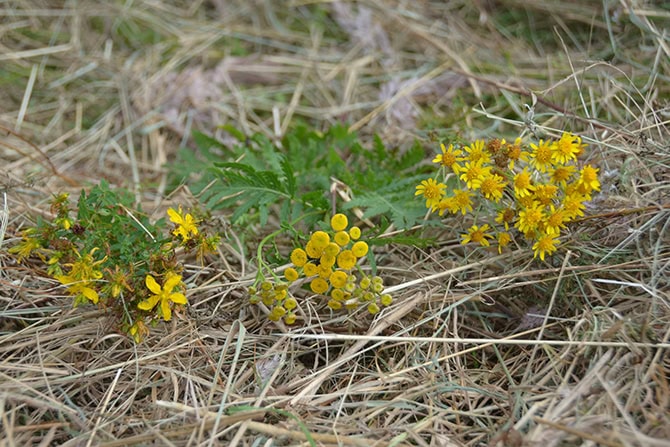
[138,295,159,310]
[163,273,182,292]
[167,208,183,225]
[161,299,172,321]
[145,275,162,294]
[82,287,99,304]
[169,292,187,305]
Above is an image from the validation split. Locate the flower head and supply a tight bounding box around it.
[461,224,494,247]
[433,143,464,171]
[167,207,199,242]
[552,132,581,165]
[138,272,187,321]
[533,234,559,260]
[479,173,507,202]
[330,214,348,232]
[529,139,554,173]
[415,178,446,209]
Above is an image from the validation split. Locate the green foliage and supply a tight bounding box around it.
[170,124,430,232]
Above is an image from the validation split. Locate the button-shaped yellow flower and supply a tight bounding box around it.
[330,213,349,232]
[138,272,187,321]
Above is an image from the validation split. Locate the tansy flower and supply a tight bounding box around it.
[552,132,582,165]
[334,231,350,247]
[284,267,299,282]
[351,241,369,258]
[533,234,559,260]
[513,168,535,198]
[433,143,464,171]
[290,248,308,267]
[336,250,357,270]
[330,214,348,232]
[479,173,507,202]
[167,207,199,242]
[329,270,348,289]
[529,139,554,173]
[310,278,329,294]
[464,140,491,164]
[461,224,494,247]
[310,231,330,249]
[349,226,361,240]
[138,273,187,321]
[415,178,446,209]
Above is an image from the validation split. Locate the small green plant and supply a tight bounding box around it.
[248,213,392,324]
[416,132,600,260]
[9,180,219,342]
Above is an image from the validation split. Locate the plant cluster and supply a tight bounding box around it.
[9,181,219,342]
[248,213,392,324]
[416,132,600,260]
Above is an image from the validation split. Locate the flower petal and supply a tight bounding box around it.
[167,208,183,225]
[145,275,162,294]
[161,299,172,321]
[138,295,159,311]
[163,273,182,292]
[169,292,187,305]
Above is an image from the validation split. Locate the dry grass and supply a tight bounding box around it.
[1,1,669,446]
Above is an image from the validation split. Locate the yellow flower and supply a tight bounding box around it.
[529,139,554,173]
[562,192,587,220]
[495,208,516,231]
[433,143,464,171]
[351,241,369,258]
[129,320,149,343]
[309,278,329,294]
[290,248,308,267]
[461,224,494,247]
[349,226,361,240]
[9,235,41,262]
[505,137,528,169]
[284,297,297,310]
[334,231,350,247]
[303,262,318,276]
[167,207,199,242]
[284,313,297,324]
[516,204,545,235]
[464,140,491,164]
[577,165,600,193]
[329,270,348,289]
[458,161,490,190]
[497,232,511,254]
[513,168,535,198]
[544,206,568,235]
[534,184,559,207]
[305,240,323,259]
[415,178,446,209]
[284,267,299,282]
[330,213,349,232]
[324,242,341,257]
[479,173,507,202]
[56,274,100,304]
[551,132,582,165]
[336,250,357,270]
[533,234,559,260]
[549,165,577,187]
[310,231,331,250]
[138,273,187,321]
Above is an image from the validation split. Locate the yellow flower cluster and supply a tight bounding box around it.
[248,213,392,321]
[417,133,600,260]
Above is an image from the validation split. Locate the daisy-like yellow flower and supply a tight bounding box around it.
[497,232,511,254]
[529,139,554,173]
[552,132,582,165]
[435,196,456,216]
[464,140,491,164]
[505,137,528,169]
[138,272,187,321]
[458,161,491,190]
[495,208,516,230]
[167,207,199,242]
[562,192,587,220]
[534,184,559,207]
[433,143,464,172]
[516,204,545,235]
[451,189,474,215]
[513,168,535,198]
[533,233,559,260]
[415,178,446,209]
[544,206,568,235]
[577,165,600,193]
[461,224,494,247]
[549,164,577,188]
[479,173,507,202]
